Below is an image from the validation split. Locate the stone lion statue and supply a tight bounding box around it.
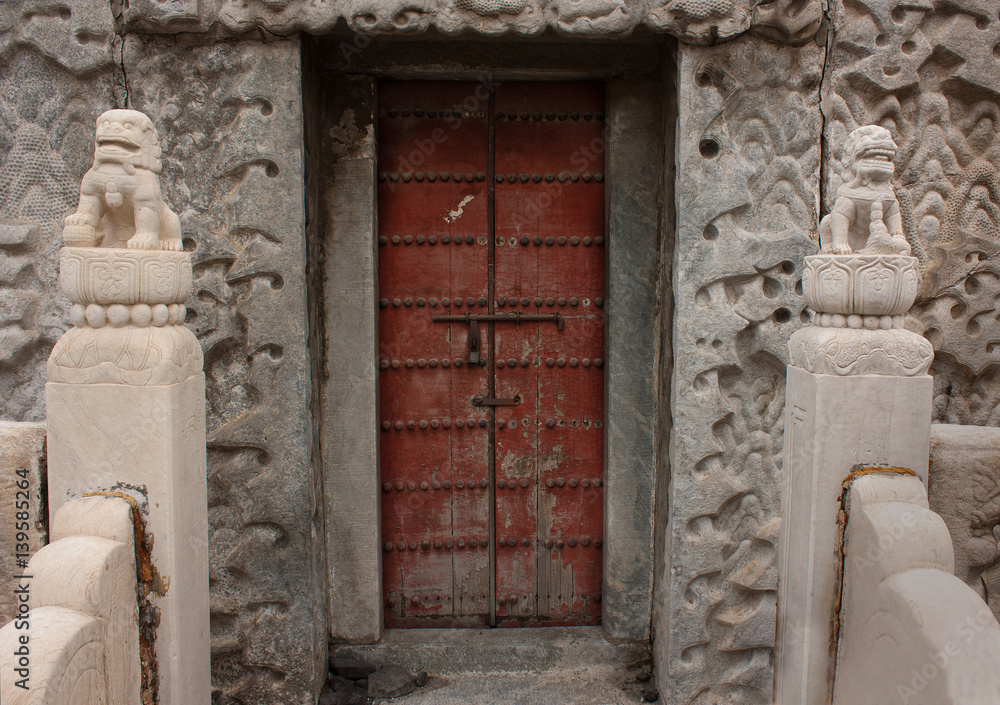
[62,109,182,251]
[819,124,911,256]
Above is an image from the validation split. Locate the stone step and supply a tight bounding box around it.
[331,627,649,676]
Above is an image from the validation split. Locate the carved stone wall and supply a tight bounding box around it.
[659,36,823,705]
[0,1,119,421]
[123,0,822,46]
[824,0,1000,426]
[122,35,325,705]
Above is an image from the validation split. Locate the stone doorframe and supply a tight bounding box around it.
[305,37,675,644]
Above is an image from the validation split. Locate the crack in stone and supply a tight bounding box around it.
[111,0,129,108]
[817,0,833,221]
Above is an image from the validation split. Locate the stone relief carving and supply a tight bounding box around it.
[120,0,821,44]
[750,0,822,46]
[0,1,119,421]
[123,36,323,705]
[62,110,183,252]
[661,38,822,705]
[824,0,1000,423]
[929,424,1000,615]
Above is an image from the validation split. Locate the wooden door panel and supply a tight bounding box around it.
[378,81,492,627]
[493,82,605,626]
[378,80,604,627]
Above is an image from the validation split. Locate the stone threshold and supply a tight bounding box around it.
[331,627,650,676]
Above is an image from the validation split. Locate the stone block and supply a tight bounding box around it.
[368,665,416,699]
[775,368,932,705]
[929,424,1000,597]
[319,74,382,644]
[0,421,46,626]
[0,495,139,705]
[46,375,209,705]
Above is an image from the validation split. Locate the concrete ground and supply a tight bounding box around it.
[375,667,650,705]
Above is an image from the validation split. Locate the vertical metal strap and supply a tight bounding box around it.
[486,87,497,628]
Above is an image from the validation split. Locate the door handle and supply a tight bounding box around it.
[471,393,522,407]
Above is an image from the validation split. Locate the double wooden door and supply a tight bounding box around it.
[377,80,605,627]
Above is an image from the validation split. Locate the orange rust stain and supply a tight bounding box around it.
[82,490,160,704]
[842,465,916,489]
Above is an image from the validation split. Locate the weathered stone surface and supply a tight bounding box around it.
[333,626,649,675]
[603,76,664,641]
[119,0,820,44]
[330,658,377,681]
[315,74,382,644]
[0,421,45,626]
[824,0,1000,421]
[121,35,325,705]
[368,665,417,699]
[657,36,823,705]
[929,424,1000,597]
[0,2,119,422]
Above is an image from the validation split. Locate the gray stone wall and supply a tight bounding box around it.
[659,35,823,705]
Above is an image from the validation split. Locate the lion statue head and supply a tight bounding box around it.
[842,124,897,188]
[93,109,163,175]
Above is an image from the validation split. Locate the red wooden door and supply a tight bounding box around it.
[377,81,605,628]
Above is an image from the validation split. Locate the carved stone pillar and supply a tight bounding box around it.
[775,252,935,704]
[44,245,209,705]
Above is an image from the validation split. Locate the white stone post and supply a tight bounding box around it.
[773,251,935,704]
[43,110,209,705]
[775,124,938,705]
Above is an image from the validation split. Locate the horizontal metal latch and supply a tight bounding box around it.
[430,312,564,330]
[471,394,522,407]
[431,312,565,364]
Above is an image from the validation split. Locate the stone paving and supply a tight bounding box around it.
[374,667,652,705]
